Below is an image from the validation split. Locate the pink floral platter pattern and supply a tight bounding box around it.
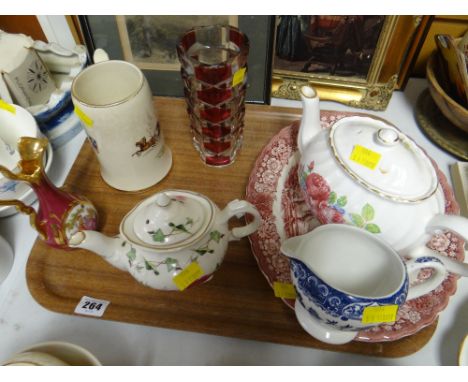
[245,112,465,343]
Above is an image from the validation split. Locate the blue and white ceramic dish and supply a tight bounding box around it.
[33,91,83,149]
[28,42,88,148]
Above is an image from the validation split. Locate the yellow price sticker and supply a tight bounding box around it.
[172,262,204,291]
[273,282,297,299]
[350,145,381,170]
[232,67,246,87]
[362,305,398,324]
[0,100,16,114]
[74,105,93,127]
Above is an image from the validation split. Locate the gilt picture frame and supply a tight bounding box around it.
[271,16,431,110]
[79,15,273,104]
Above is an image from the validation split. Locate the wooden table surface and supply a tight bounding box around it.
[25,97,437,358]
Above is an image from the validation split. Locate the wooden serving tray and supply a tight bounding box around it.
[26,97,437,358]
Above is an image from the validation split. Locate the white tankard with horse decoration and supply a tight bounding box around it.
[71,49,172,191]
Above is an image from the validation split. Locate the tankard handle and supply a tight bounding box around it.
[217,200,261,241]
[93,48,109,64]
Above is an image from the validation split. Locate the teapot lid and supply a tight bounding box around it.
[128,190,215,250]
[329,117,438,203]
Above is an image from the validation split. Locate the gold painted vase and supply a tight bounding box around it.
[0,137,97,249]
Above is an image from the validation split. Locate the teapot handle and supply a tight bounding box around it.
[218,200,261,241]
[415,214,468,277]
[427,214,468,241]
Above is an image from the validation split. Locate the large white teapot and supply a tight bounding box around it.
[297,86,468,275]
[69,189,261,290]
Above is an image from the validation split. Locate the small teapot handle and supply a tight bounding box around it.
[218,200,261,241]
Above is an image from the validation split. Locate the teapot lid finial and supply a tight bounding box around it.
[377,128,399,146]
[155,193,171,207]
[127,190,214,250]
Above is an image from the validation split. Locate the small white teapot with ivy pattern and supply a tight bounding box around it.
[69,189,261,290]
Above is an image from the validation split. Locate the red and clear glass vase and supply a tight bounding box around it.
[177,25,250,167]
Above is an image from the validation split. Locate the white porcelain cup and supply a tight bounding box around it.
[0,102,41,197]
[71,53,172,191]
[2,351,69,366]
[2,341,102,366]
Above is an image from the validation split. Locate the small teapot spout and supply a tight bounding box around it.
[298,86,321,154]
[69,230,127,271]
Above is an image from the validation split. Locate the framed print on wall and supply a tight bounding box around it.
[79,15,274,104]
[115,16,238,71]
[271,16,432,110]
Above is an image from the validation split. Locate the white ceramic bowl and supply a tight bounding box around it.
[0,103,39,178]
[0,136,20,173]
[0,103,51,217]
[0,234,13,284]
[0,141,53,217]
[2,351,69,366]
[17,341,101,366]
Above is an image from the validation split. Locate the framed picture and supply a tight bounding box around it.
[271,16,432,110]
[115,16,238,71]
[79,15,274,104]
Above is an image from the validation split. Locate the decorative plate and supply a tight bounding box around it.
[246,113,465,342]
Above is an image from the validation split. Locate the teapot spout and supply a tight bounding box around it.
[298,86,321,154]
[69,230,127,271]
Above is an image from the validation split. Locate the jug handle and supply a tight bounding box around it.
[406,244,468,277]
[217,200,261,241]
[406,256,447,300]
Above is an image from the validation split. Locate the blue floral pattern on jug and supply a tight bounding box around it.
[291,258,409,331]
[415,256,443,264]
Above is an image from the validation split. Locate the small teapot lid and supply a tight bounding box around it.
[130,190,214,250]
[330,117,438,202]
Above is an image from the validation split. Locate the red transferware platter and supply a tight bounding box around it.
[246,114,464,342]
